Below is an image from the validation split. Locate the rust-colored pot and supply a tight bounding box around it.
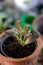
[0,30,42,65]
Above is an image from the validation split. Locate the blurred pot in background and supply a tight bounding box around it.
[32,14,43,47]
[32,15,43,36]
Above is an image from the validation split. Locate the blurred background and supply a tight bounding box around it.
[0,0,43,20]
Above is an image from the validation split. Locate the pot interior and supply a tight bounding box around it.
[1,36,37,59]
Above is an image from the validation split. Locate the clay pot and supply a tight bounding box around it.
[0,29,42,65]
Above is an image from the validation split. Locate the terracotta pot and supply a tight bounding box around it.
[0,29,42,65]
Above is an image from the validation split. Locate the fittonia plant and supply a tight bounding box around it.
[0,13,13,33]
[7,20,37,47]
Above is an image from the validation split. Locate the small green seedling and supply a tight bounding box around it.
[7,20,37,47]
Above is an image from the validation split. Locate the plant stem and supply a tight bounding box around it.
[15,35,25,47]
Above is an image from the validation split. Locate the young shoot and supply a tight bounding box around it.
[6,20,37,47]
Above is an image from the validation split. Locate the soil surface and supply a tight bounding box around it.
[2,36,37,58]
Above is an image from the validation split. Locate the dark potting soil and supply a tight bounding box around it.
[2,36,37,59]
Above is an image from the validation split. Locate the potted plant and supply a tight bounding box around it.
[0,13,13,39]
[0,20,42,65]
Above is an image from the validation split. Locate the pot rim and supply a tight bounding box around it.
[1,35,37,57]
[0,29,42,62]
